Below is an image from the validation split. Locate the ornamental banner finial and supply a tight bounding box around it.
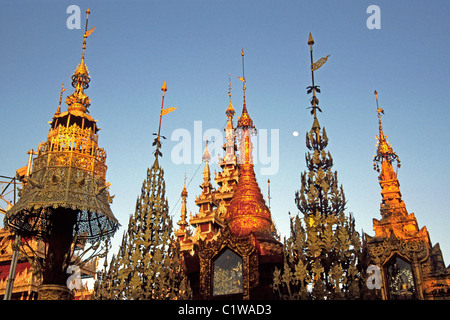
[305,33,329,127]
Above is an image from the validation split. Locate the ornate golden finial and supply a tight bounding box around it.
[371,91,405,218]
[76,9,95,76]
[81,9,90,59]
[176,172,189,234]
[55,83,66,115]
[201,139,212,186]
[226,51,275,242]
[181,172,188,196]
[234,50,256,166]
[224,78,236,164]
[226,73,235,119]
[237,49,254,130]
[306,33,329,130]
[158,80,168,136]
[67,9,95,113]
[181,172,188,213]
[374,90,384,135]
[202,139,211,163]
[153,81,169,158]
[237,49,246,105]
[373,90,401,173]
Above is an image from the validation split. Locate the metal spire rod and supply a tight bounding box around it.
[374,90,384,134]
[157,81,167,141]
[241,49,246,103]
[228,73,232,103]
[81,9,91,61]
[154,80,167,157]
[308,33,317,119]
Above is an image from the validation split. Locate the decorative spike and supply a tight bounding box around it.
[308,32,314,45]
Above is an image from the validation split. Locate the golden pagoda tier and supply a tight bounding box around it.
[189,142,225,242]
[177,83,239,247]
[364,92,450,300]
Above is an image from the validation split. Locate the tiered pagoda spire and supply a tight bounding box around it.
[370,91,429,242]
[184,51,282,300]
[224,74,237,164]
[214,75,239,220]
[174,174,193,251]
[373,91,404,217]
[226,50,276,241]
[190,141,224,241]
[363,91,450,300]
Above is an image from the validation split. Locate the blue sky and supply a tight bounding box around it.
[1,1,449,264]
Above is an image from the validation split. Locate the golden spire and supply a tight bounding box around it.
[179,173,188,225]
[372,91,404,218]
[236,49,255,164]
[236,49,255,166]
[80,10,94,65]
[227,50,274,240]
[373,90,401,174]
[74,9,95,76]
[202,139,212,185]
[66,9,95,113]
[224,74,236,164]
[175,172,193,249]
[226,73,235,119]
[55,83,66,116]
[237,49,253,130]
[241,49,246,105]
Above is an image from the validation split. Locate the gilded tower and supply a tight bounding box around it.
[3,10,118,300]
[181,76,239,244]
[226,71,275,242]
[363,91,450,300]
[180,51,282,300]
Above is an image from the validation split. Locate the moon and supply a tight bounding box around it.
[293,131,299,137]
